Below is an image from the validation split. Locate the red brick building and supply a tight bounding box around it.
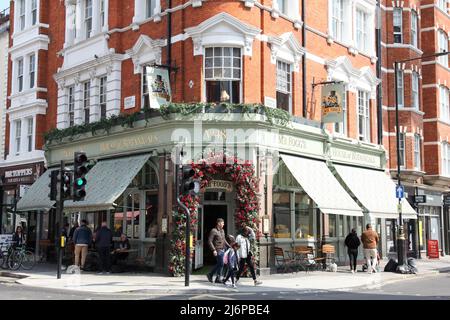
[4,0,428,272]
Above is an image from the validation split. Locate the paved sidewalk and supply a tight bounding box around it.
[1,257,449,294]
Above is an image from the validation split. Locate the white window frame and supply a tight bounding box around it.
[331,0,345,41]
[393,8,403,44]
[17,58,24,93]
[83,81,91,124]
[358,91,370,142]
[68,86,75,127]
[438,29,448,67]
[31,0,38,26]
[412,72,419,110]
[276,60,292,114]
[438,0,448,13]
[356,8,369,53]
[277,0,287,15]
[85,0,93,39]
[15,120,22,155]
[334,89,347,135]
[29,54,36,89]
[204,47,242,104]
[27,118,34,152]
[411,10,418,48]
[100,0,106,28]
[100,76,107,119]
[19,0,26,31]
[146,0,156,18]
[440,86,449,122]
[399,132,406,168]
[442,142,450,177]
[414,134,421,171]
[396,69,404,107]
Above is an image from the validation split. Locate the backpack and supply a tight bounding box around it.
[384,258,398,272]
[223,250,230,265]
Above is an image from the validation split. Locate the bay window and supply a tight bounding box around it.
[276,60,292,113]
[205,47,241,104]
[393,8,402,44]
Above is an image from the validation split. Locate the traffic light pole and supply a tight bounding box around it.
[57,160,65,279]
[177,197,191,287]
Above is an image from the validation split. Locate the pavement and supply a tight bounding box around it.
[1,257,450,295]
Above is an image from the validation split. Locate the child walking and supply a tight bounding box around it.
[222,242,240,288]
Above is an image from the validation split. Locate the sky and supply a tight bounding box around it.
[0,0,9,12]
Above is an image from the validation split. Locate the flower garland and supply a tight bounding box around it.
[169,153,261,277]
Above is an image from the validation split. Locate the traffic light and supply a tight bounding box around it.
[48,170,60,201]
[73,152,88,201]
[181,165,200,195]
[62,170,73,200]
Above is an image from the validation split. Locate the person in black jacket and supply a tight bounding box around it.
[95,221,113,274]
[12,226,26,249]
[344,228,361,274]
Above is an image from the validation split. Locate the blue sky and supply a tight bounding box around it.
[0,0,9,12]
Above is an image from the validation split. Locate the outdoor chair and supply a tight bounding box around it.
[274,247,296,273]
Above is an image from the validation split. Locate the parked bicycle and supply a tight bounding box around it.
[0,245,35,270]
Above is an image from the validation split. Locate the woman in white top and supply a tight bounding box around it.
[235,225,262,286]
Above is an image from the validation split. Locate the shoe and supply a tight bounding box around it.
[207,273,213,283]
[97,272,104,275]
[254,280,263,286]
[373,268,377,273]
[232,284,236,288]
[215,278,222,284]
[106,272,111,275]
[351,270,355,274]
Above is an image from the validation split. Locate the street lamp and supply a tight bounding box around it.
[394,51,450,269]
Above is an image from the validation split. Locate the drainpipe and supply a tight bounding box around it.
[302,0,307,118]
[376,0,383,145]
[167,0,172,70]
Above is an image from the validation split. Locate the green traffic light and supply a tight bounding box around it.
[76,178,85,187]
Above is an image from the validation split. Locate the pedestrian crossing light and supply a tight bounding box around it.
[62,170,73,200]
[73,152,88,201]
[182,165,200,195]
[48,170,60,201]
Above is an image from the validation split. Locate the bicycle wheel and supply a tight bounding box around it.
[21,251,36,270]
[8,251,22,270]
[0,252,6,269]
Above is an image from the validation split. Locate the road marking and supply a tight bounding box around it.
[189,294,234,300]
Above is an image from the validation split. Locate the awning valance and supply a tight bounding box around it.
[63,154,150,213]
[333,164,417,220]
[280,154,363,216]
[16,169,57,212]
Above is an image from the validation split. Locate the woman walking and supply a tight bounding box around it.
[344,228,361,274]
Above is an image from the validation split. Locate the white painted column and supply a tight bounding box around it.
[133,0,145,24]
[24,0,32,29]
[23,55,30,92]
[74,82,84,125]
[91,0,100,36]
[56,83,67,129]
[20,117,28,155]
[106,62,121,116]
[102,0,109,32]
[75,0,83,43]
[89,76,100,122]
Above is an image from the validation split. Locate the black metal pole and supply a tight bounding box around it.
[167,0,172,70]
[376,0,383,145]
[177,197,190,286]
[301,0,307,118]
[57,161,65,279]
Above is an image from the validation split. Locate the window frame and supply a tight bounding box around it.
[19,0,25,31]
[396,69,404,107]
[27,118,34,152]
[146,0,156,18]
[31,0,38,26]
[68,85,75,127]
[331,0,345,41]
[100,76,107,119]
[17,58,24,93]
[393,8,403,44]
[438,29,449,67]
[29,54,36,89]
[440,86,450,122]
[411,10,418,48]
[442,142,450,177]
[83,81,91,124]
[334,89,347,135]
[15,120,22,155]
[399,132,406,169]
[100,0,106,28]
[277,0,287,15]
[276,60,292,114]
[357,91,370,142]
[85,0,93,39]
[414,134,421,171]
[412,71,419,110]
[204,47,242,104]
[356,8,369,53]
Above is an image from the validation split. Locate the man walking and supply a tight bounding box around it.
[207,218,230,283]
[95,221,113,274]
[73,220,92,271]
[361,224,379,274]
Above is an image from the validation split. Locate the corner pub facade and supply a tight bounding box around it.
[7,0,418,275]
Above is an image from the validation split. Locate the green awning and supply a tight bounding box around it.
[16,169,57,212]
[63,154,151,213]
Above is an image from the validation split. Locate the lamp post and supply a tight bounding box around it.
[394,51,450,268]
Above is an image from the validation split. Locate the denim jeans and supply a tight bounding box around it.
[209,249,225,279]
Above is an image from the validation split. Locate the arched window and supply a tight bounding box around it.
[438,29,449,67]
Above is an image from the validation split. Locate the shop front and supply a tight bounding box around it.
[17,111,390,274]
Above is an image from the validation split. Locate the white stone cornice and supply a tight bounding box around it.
[126,35,165,74]
[268,32,305,72]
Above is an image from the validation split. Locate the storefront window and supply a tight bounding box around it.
[1,191,15,234]
[125,193,140,239]
[113,196,124,237]
[145,192,158,238]
[41,212,49,240]
[273,161,301,188]
[273,192,291,238]
[294,193,313,239]
[329,214,336,238]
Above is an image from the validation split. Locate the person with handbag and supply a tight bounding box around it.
[235,225,262,286]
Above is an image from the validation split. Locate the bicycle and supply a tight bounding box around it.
[8,246,36,270]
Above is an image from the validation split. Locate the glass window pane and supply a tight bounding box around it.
[224,68,232,78]
[205,58,213,68]
[232,69,240,79]
[214,57,222,67]
[223,47,231,56]
[224,57,231,67]
[273,192,291,239]
[214,68,223,78]
[214,47,222,56]
[205,69,213,79]
[233,58,240,68]
[145,192,158,238]
[205,48,213,57]
[294,193,313,239]
[329,215,336,238]
[233,48,240,57]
